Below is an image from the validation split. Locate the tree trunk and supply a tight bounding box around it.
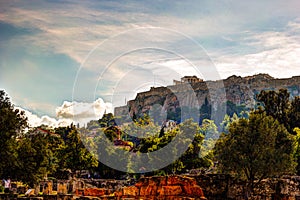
[244,181,254,199]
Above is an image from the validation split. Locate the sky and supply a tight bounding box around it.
[0,0,300,127]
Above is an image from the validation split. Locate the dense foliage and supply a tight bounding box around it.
[214,109,295,196]
[2,87,300,193]
[0,90,27,179]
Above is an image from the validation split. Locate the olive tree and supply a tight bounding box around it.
[214,109,296,197]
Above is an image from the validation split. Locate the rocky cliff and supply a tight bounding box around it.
[114,74,300,122]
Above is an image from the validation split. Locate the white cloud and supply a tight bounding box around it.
[213,19,300,79]
[16,106,73,128]
[15,98,112,128]
[56,98,112,125]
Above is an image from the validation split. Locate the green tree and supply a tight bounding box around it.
[0,90,27,178]
[219,113,239,134]
[199,97,211,123]
[122,114,160,151]
[197,119,219,169]
[288,96,300,132]
[293,128,300,174]
[220,114,231,133]
[98,113,116,127]
[55,125,98,173]
[86,120,101,130]
[176,119,207,170]
[226,101,247,117]
[139,118,209,174]
[257,89,290,130]
[214,109,296,198]
[104,126,121,142]
[93,128,130,177]
[17,128,63,187]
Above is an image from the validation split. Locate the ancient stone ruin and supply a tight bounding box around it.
[4,174,300,199]
[114,175,207,199]
[194,174,300,200]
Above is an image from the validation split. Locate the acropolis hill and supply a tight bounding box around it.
[114,74,300,119]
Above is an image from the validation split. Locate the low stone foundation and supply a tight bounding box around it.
[0,193,18,200]
[114,175,207,199]
[6,174,300,199]
[0,194,73,200]
[193,174,300,200]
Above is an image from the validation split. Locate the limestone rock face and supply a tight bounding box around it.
[115,74,300,119]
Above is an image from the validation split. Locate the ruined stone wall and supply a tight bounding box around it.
[114,175,207,199]
[114,105,128,118]
[192,174,300,200]
[4,175,300,199]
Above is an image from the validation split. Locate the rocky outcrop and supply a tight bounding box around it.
[114,74,300,119]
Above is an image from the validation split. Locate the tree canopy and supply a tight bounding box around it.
[214,109,296,196]
[0,90,27,178]
[256,89,290,131]
[3,87,300,190]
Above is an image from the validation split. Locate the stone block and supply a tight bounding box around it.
[84,188,107,196]
[113,189,122,197]
[57,182,68,195]
[134,181,143,188]
[167,176,182,186]
[159,176,167,186]
[190,185,204,197]
[40,181,53,195]
[75,188,84,196]
[122,186,138,196]
[139,186,148,196]
[158,186,182,196]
